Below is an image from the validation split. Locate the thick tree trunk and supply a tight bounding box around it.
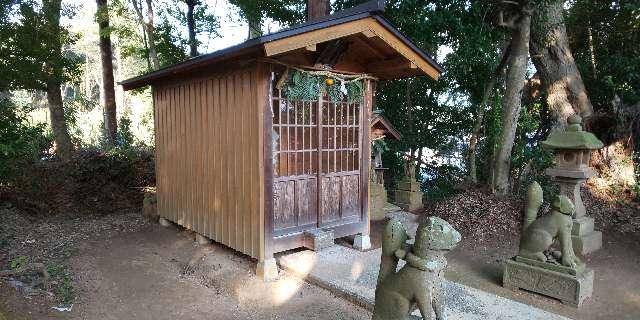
[307,0,330,21]
[492,12,531,196]
[97,0,117,147]
[530,0,593,131]
[467,44,511,183]
[43,0,73,161]
[186,0,198,57]
[46,78,73,161]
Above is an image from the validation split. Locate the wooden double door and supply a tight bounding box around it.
[271,89,363,237]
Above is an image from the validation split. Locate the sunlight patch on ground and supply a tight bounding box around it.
[350,259,364,280]
[624,291,640,306]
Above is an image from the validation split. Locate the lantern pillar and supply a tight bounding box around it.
[541,115,604,255]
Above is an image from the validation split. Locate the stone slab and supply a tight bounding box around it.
[572,231,602,256]
[303,229,335,251]
[278,212,571,320]
[503,259,593,307]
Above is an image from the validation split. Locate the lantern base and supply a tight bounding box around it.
[572,229,602,256]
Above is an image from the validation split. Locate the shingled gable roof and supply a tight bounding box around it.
[371,111,402,140]
[120,0,444,90]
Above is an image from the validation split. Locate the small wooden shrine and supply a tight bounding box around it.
[120,0,442,279]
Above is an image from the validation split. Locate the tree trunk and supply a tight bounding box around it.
[132,0,159,70]
[186,0,198,57]
[307,0,330,21]
[97,0,117,147]
[467,43,511,184]
[530,0,593,131]
[492,12,531,196]
[247,15,262,39]
[43,0,73,161]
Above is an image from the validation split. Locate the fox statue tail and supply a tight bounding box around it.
[523,181,543,233]
[377,219,409,286]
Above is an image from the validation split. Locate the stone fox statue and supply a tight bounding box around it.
[373,217,461,320]
[518,182,581,268]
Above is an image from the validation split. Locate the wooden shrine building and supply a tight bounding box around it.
[121,0,442,279]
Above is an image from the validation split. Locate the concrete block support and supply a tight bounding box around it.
[196,233,211,245]
[159,217,172,227]
[353,234,371,251]
[256,258,279,282]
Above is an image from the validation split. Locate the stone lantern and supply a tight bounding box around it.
[369,111,402,221]
[541,115,604,255]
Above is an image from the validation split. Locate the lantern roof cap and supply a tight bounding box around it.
[541,115,604,150]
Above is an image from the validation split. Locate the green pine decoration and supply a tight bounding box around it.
[283,69,364,103]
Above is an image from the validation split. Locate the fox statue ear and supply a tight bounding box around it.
[381,218,408,256]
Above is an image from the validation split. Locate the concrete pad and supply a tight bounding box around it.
[279,246,572,320]
[279,211,573,320]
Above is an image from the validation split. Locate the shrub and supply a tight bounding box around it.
[0,96,52,184]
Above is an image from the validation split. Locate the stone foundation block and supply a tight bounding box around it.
[353,234,371,251]
[503,258,593,307]
[159,217,172,227]
[196,233,211,245]
[572,217,595,237]
[572,230,602,256]
[303,229,335,251]
[256,258,279,282]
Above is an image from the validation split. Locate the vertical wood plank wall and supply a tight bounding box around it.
[153,65,266,259]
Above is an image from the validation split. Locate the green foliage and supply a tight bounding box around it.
[284,69,364,103]
[229,0,306,32]
[371,139,390,155]
[155,19,188,67]
[421,164,464,201]
[0,0,81,91]
[47,263,75,305]
[116,114,135,148]
[0,97,52,184]
[9,255,28,270]
[567,0,640,106]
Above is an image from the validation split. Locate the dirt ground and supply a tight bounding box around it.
[0,215,370,320]
[360,218,640,320]
[2,206,639,320]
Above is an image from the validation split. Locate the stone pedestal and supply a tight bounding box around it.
[370,182,388,221]
[503,257,593,307]
[389,180,423,211]
[547,170,602,255]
